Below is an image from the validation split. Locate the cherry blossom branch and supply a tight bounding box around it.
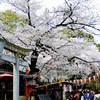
[68,56,100,63]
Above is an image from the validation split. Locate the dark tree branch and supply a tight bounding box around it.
[17,36,28,46]
[68,56,100,63]
[7,0,27,13]
[35,40,57,53]
[0,33,8,41]
[56,42,69,49]
[65,0,70,7]
[83,27,100,36]
[74,23,100,31]
[61,2,73,25]
[55,21,100,32]
[41,73,50,82]
[73,1,81,11]
[39,58,53,73]
[7,0,35,28]
[27,0,32,26]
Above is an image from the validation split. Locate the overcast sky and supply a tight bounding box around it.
[0,0,100,14]
[38,0,100,10]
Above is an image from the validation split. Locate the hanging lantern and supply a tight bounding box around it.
[70,80,72,83]
[80,79,83,83]
[76,80,79,84]
[88,77,91,82]
[73,80,76,83]
[66,80,69,82]
[84,78,87,83]
[93,75,96,81]
[97,72,100,77]
[99,72,100,77]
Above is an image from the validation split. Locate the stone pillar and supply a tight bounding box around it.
[13,53,19,100]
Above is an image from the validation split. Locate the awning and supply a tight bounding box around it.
[0,73,13,78]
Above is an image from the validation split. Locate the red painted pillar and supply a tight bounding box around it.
[26,84,33,100]
[26,79,28,100]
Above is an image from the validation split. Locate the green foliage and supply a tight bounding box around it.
[58,27,73,34]
[58,28,94,42]
[86,81,96,89]
[77,30,94,42]
[67,34,77,38]
[96,43,100,51]
[86,79,100,89]
[0,10,27,32]
[84,33,94,42]
[58,28,77,38]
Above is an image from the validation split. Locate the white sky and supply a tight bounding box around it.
[38,0,100,10]
[0,0,100,13]
[39,0,64,9]
[0,0,100,15]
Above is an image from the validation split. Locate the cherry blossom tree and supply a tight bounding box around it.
[0,0,100,82]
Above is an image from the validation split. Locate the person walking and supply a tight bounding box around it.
[74,91,81,100]
[84,89,94,100]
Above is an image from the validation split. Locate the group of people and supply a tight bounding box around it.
[66,89,100,100]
